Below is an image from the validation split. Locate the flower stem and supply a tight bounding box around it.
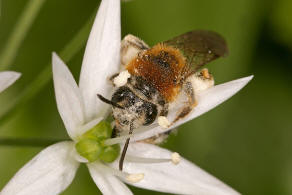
[0,0,46,70]
[0,137,70,147]
[0,13,95,126]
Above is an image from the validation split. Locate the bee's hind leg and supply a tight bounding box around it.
[169,81,197,126]
[169,68,215,126]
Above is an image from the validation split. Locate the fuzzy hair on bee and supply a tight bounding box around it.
[97,30,228,170]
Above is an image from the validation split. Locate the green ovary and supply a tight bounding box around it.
[99,144,120,162]
[75,120,120,163]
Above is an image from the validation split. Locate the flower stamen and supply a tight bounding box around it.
[125,152,181,165]
[99,163,144,183]
[125,155,171,164]
[104,134,135,145]
[104,124,157,146]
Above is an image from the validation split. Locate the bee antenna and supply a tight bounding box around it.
[119,122,134,171]
[97,94,124,109]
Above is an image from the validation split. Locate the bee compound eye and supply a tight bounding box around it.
[142,102,158,125]
[111,86,136,107]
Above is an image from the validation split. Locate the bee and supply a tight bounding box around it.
[97,30,228,170]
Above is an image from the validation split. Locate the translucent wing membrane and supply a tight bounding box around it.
[164,30,228,73]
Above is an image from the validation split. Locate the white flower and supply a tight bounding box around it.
[0,0,253,194]
[0,71,21,93]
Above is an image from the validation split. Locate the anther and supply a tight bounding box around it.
[98,163,144,183]
[126,173,144,183]
[113,70,131,87]
[171,152,181,165]
[158,116,170,128]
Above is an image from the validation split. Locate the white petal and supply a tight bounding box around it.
[79,0,121,120]
[0,71,21,93]
[87,163,133,195]
[52,52,85,139]
[118,143,239,195]
[132,76,253,141]
[0,142,80,195]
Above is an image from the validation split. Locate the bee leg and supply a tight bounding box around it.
[170,81,197,125]
[121,34,149,66]
[119,121,134,171]
[111,126,118,138]
[142,130,172,145]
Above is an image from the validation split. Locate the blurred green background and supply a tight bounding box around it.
[0,0,292,194]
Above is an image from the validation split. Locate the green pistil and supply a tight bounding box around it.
[75,120,120,163]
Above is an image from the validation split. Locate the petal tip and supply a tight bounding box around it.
[235,75,254,88]
[237,75,254,83]
[11,71,21,81]
[52,52,60,67]
[2,71,21,81]
[0,71,21,93]
[52,52,68,76]
[242,75,254,82]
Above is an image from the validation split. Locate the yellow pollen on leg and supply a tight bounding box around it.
[201,68,211,79]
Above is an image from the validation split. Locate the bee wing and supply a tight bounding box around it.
[164,30,228,73]
[121,34,150,66]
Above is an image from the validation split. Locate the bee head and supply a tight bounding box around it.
[111,86,158,131]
